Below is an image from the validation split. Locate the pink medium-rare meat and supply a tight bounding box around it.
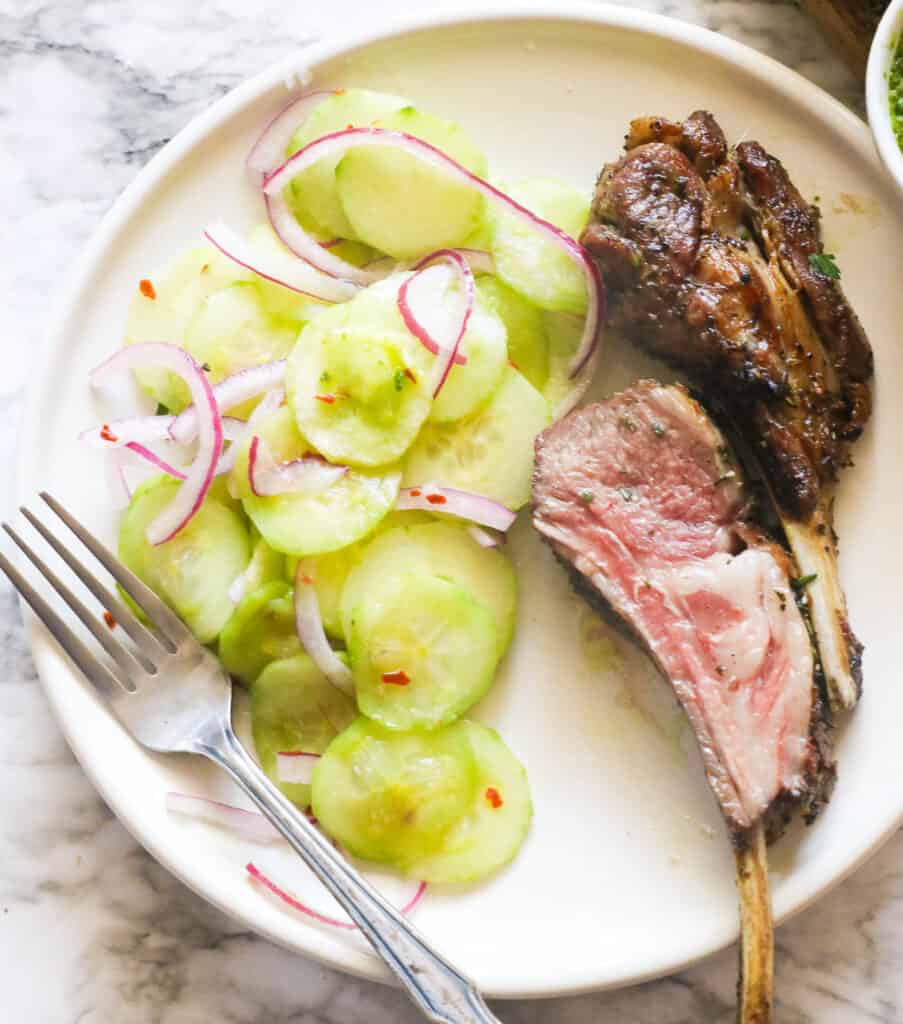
[579,111,872,712]
[532,381,829,833]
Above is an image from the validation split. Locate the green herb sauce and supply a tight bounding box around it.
[889,36,903,153]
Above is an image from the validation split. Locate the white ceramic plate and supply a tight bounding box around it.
[20,3,903,999]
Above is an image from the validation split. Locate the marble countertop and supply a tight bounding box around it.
[2,1,900,1021]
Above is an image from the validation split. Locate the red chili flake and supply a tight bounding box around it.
[403,367,417,383]
[381,669,411,686]
[346,123,354,130]
[335,88,346,96]
[139,278,156,300]
[299,573,314,585]
[426,492,447,506]
[315,393,337,404]
[99,424,118,443]
[508,359,520,370]
[485,787,503,809]
[409,488,422,498]
[103,611,117,630]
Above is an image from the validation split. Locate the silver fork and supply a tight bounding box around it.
[1,493,503,1024]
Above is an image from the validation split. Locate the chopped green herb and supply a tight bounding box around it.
[393,368,405,392]
[630,250,642,269]
[791,574,818,591]
[578,490,595,505]
[155,402,169,416]
[808,252,841,279]
[651,422,666,437]
[739,227,750,241]
[319,370,332,384]
[200,362,212,373]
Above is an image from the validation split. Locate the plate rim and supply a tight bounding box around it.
[18,0,903,998]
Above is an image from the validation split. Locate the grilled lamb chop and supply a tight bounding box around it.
[580,111,873,711]
[533,381,835,1024]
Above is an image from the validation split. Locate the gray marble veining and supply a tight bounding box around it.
[1,1,900,1021]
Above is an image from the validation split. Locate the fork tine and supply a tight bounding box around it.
[39,492,190,649]
[20,506,164,665]
[0,549,125,700]
[4,523,145,686]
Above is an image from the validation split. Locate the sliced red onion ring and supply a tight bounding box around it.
[222,417,247,441]
[467,525,501,548]
[398,252,474,393]
[203,222,357,303]
[450,248,495,275]
[82,415,173,449]
[276,751,321,785]
[247,862,426,930]
[166,792,282,843]
[247,90,336,183]
[397,485,516,532]
[217,389,285,478]
[123,441,187,481]
[248,436,347,498]
[293,561,354,694]
[264,192,389,287]
[263,128,604,373]
[170,360,287,445]
[104,449,132,509]
[91,344,222,544]
[85,363,285,449]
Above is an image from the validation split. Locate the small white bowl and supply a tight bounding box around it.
[867,0,903,197]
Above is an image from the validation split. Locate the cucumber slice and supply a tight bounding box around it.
[336,106,488,259]
[460,218,494,253]
[489,177,590,315]
[407,720,532,883]
[185,282,299,417]
[402,365,551,510]
[118,476,251,644]
[476,276,550,392]
[350,572,500,731]
[311,717,478,866]
[340,520,517,658]
[232,405,401,556]
[239,536,285,597]
[286,510,436,642]
[541,310,587,413]
[286,309,432,467]
[219,581,300,684]
[125,245,247,412]
[252,654,356,806]
[326,266,506,423]
[287,88,409,241]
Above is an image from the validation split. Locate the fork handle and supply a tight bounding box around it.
[206,725,503,1024]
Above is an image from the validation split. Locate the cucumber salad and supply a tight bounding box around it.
[82,87,604,906]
